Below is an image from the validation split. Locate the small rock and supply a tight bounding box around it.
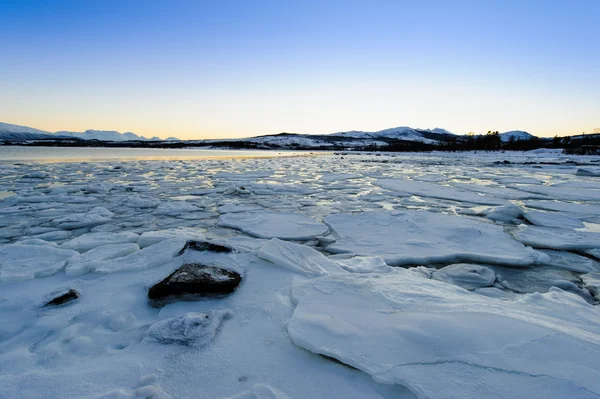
[44,289,80,307]
[177,240,234,256]
[145,310,232,346]
[148,263,242,307]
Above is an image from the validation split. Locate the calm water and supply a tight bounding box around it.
[0,146,317,163]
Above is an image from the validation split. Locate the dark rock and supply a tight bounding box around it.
[44,289,80,307]
[148,263,242,307]
[177,240,234,256]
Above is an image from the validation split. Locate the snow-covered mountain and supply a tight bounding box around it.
[0,122,52,135]
[54,130,153,142]
[331,126,455,143]
[0,121,539,148]
[499,130,535,142]
[0,122,177,142]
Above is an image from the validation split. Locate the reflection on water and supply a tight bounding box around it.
[0,146,320,163]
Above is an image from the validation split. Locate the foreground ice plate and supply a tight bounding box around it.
[324,211,544,266]
[288,270,600,399]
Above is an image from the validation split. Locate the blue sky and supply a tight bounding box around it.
[1,0,598,139]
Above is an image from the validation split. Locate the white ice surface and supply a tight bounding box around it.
[537,250,599,273]
[2,152,600,399]
[324,211,544,266]
[524,210,585,229]
[61,232,139,252]
[513,226,600,250]
[137,228,206,248]
[288,270,600,399]
[65,243,141,276]
[219,211,329,240]
[377,178,507,205]
[257,238,344,277]
[332,255,394,273]
[0,244,79,281]
[91,239,186,273]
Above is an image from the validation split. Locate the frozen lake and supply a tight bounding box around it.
[1,149,600,398]
[0,146,316,162]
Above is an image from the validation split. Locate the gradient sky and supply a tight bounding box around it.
[1,0,598,139]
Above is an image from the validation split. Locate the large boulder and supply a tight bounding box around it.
[148,263,242,307]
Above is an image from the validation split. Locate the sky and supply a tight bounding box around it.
[0,0,598,140]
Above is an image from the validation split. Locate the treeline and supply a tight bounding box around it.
[432,131,599,154]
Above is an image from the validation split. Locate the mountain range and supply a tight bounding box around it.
[0,122,180,142]
[0,121,536,146]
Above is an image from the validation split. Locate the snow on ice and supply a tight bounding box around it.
[1,150,600,398]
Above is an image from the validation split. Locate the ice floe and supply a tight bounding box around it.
[377,178,507,205]
[61,232,139,252]
[258,238,344,277]
[0,244,78,281]
[288,270,600,399]
[513,226,600,250]
[524,210,584,229]
[91,238,186,273]
[219,211,329,240]
[324,211,544,266]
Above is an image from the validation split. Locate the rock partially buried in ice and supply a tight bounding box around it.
[258,238,345,277]
[513,225,600,250]
[148,263,242,307]
[218,211,329,240]
[324,211,544,267]
[178,239,234,255]
[44,289,80,307]
[288,271,600,399]
[432,263,496,290]
[145,310,232,346]
[524,210,585,229]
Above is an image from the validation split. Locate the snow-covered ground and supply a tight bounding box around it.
[1,150,600,398]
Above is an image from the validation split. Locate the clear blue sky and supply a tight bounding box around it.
[1,0,598,139]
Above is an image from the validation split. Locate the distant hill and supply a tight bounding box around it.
[0,122,178,142]
[499,130,535,142]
